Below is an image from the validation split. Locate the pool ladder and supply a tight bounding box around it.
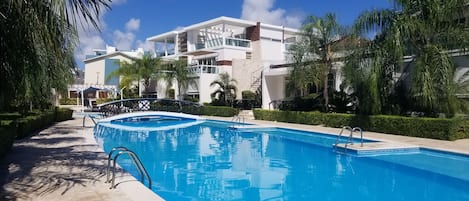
[231,115,245,126]
[334,126,363,148]
[105,146,152,189]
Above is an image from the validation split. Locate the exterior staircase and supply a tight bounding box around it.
[238,110,255,120]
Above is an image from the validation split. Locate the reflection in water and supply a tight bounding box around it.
[95,121,469,201]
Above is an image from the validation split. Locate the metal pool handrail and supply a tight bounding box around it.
[335,126,352,146]
[335,126,364,148]
[106,146,151,189]
[352,127,364,147]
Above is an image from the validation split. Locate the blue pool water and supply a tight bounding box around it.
[94,117,469,201]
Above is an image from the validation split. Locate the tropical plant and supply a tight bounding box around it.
[162,59,193,100]
[107,54,162,97]
[287,13,346,111]
[286,36,323,97]
[210,72,238,106]
[347,0,469,116]
[0,0,110,111]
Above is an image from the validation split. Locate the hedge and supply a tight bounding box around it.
[201,106,239,117]
[59,98,78,105]
[0,107,74,158]
[0,122,16,158]
[253,109,469,140]
[182,106,239,117]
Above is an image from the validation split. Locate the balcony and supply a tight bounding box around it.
[188,65,220,75]
[155,49,175,57]
[195,37,251,50]
[225,38,250,48]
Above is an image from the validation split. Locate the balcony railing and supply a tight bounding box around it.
[188,65,219,75]
[225,38,250,48]
[156,49,175,57]
[196,37,251,50]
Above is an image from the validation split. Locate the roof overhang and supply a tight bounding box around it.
[84,52,137,63]
[146,31,179,42]
[183,50,217,57]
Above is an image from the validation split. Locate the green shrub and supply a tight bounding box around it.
[0,121,16,158]
[0,108,74,158]
[59,98,78,105]
[278,94,323,111]
[55,108,73,122]
[0,113,21,121]
[253,109,469,140]
[242,90,256,100]
[201,106,239,117]
[96,98,119,105]
[181,106,203,115]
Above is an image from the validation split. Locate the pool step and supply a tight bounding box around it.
[335,142,420,156]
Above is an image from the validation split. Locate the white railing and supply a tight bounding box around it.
[188,65,220,75]
[197,37,251,50]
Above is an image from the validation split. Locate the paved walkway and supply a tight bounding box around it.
[0,113,468,201]
[0,117,162,201]
[207,116,469,155]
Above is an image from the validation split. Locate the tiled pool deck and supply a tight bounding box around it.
[0,112,468,200]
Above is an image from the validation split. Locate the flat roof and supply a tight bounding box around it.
[83,52,137,63]
[147,16,299,42]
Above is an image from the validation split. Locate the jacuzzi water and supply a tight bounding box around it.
[94,116,469,201]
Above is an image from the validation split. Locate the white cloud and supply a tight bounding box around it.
[75,30,106,62]
[112,30,136,50]
[136,40,155,54]
[125,18,140,32]
[73,3,111,66]
[241,0,302,28]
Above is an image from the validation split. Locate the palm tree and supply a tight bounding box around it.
[162,59,193,100]
[349,0,469,116]
[0,0,110,110]
[210,73,238,106]
[288,13,345,111]
[107,54,162,97]
[286,36,324,97]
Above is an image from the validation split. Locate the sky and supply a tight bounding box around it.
[75,0,393,69]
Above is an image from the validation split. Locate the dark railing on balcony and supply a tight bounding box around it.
[97,98,203,117]
[197,37,251,49]
[225,38,250,48]
[188,65,219,75]
[195,43,205,50]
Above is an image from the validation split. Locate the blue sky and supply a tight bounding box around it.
[75,0,392,68]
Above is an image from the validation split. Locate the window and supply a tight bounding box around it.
[197,57,216,65]
[246,52,252,59]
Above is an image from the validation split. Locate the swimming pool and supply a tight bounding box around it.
[94,114,469,201]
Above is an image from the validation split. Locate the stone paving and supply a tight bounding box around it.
[0,117,162,201]
[0,112,468,201]
[208,116,469,155]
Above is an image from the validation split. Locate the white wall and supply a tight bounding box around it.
[260,40,285,62]
[259,27,283,40]
[199,73,220,104]
[84,55,134,87]
[216,48,248,60]
[187,30,198,52]
[232,59,263,98]
[262,74,286,109]
[84,60,105,85]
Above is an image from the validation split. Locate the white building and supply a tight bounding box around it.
[83,45,145,87]
[147,16,299,104]
[70,45,146,106]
